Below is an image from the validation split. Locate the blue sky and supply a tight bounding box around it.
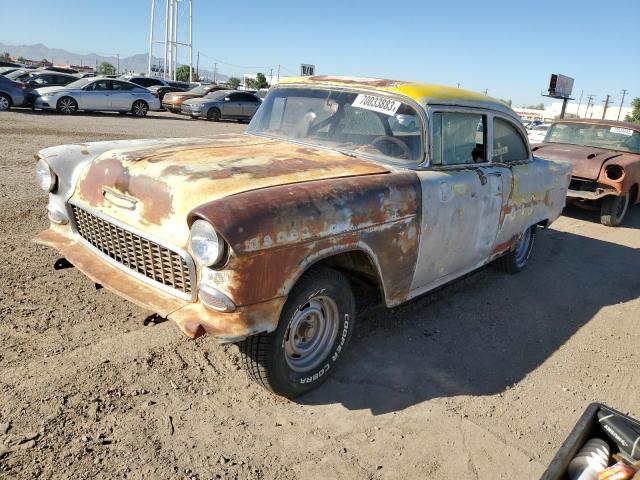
[1,0,638,107]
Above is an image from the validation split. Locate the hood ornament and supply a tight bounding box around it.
[103,187,138,210]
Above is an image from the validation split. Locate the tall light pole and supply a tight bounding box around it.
[188,0,193,82]
[163,0,169,78]
[147,0,155,75]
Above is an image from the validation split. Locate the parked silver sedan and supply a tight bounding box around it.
[34,78,161,116]
[181,90,261,122]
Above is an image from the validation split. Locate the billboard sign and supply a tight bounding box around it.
[301,64,315,76]
[548,74,574,98]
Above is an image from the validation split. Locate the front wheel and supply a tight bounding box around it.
[0,93,11,111]
[132,100,149,117]
[498,225,537,274]
[207,108,221,122]
[56,97,77,115]
[239,266,356,398]
[600,194,629,227]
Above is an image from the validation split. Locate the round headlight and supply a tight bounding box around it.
[36,158,57,192]
[605,164,624,181]
[190,219,225,266]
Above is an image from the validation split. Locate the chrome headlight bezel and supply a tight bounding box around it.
[189,219,226,267]
[35,158,57,192]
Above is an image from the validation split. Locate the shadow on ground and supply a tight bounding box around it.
[300,222,640,415]
[562,202,640,229]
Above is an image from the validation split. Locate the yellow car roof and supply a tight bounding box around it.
[277,76,514,115]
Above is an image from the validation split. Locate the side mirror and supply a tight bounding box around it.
[224,97,230,101]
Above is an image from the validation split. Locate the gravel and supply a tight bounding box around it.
[1,108,639,479]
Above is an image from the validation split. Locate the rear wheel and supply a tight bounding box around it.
[207,108,221,122]
[498,225,537,274]
[0,93,11,111]
[56,97,77,115]
[239,266,356,398]
[132,100,149,117]
[600,194,629,227]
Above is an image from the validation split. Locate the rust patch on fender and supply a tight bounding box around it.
[190,172,421,307]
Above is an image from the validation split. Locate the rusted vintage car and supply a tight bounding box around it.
[33,76,571,398]
[533,119,640,226]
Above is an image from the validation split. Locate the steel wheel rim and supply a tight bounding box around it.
[133,102,147,116]
[60,98,74,113]
[0,96,9,110]
[284,295,339,373]
[514,227,532,266]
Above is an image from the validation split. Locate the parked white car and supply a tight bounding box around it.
[528,123,551,144]
[35,78,161,116]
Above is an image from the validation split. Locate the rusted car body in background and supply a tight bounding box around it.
[161,84,225,113]
[533,119,640,226]
[33,76,571,397]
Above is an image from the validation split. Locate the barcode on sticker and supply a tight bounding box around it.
[610,127,633,136]
[352,94,401,116]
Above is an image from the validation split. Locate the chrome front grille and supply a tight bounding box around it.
[71,205,193,296]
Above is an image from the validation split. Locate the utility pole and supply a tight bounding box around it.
[584,94,595,118]
[213,63,217,84]
[575,90,584,118]
[196,51,199,77]
[617,89,628,121]
[277,64,280,83]
[482,88,488,96]
[116,54,120,75]
[269,68,273,86]
[456,82,461,88]
[602,94,611,120]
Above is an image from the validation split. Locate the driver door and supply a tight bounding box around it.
[80,80,112,110]
[411,110,509,292]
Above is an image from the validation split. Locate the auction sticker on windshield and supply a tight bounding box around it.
[610,127,634,136]
[352,94,401,116]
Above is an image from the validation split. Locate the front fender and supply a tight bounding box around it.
[189,172,422,307]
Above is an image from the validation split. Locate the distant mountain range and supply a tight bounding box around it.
[0,42,227,81]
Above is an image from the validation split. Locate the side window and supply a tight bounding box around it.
[227,93,242,101]
[87,80,110,91]
[493,118,529,163]
[112,81,134,91]
[431,112,486,166]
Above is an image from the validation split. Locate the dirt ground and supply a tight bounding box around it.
[1,109,639,480]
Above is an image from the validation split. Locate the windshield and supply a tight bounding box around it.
[6,69,29,80]
[546,122,640,154]
[63,78,93,89]
[247,87,424,164]
[204,90,228,100]
[188,85,211,95]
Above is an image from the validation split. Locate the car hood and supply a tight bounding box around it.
[183,97,212,106]
[71,133,389,248]
[35,85,68,95]
[533,143,623,179]
[164,92,201,102]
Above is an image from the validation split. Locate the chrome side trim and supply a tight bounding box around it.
[68,200,197,302]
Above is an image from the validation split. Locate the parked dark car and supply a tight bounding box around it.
[147,84,188,104]
[0,60,23,68]
[0,75,26,110]
[120,75,170,88]
[13,71,78,107]
[36,66,78,74]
